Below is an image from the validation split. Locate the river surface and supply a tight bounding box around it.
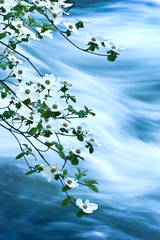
[0,0,160,239]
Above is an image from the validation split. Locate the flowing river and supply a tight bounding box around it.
[0,0,160,239]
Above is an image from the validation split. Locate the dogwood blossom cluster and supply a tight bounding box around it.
[0,0,123,62]
[0,0,122,217]
[0,60,99,216]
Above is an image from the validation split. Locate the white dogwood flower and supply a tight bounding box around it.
[42,117,61,131]
[85,33,101,46]
[16,83,39,101]
[37,27,53,39]
[41,74,59,90]
[69,122,89,135]
[60,79,72,87]
[0,0,17,12]
[31,0,49,7]
[76,199,98,214]
[13,66,27,80]
[8,55,22,65]
[86,135,100,147]
[41,164,61,182]
[107,41,124,51]
[6,20,37,41]
[46,98,66,114]
[64,177,79,188]
[11,20,24,30]
[63,21,79,34]
[46,2,63,25]
[65,147,85,159]
[58,0,73,8]
[27,110,42,124]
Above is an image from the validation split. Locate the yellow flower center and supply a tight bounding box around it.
[45,80,50,85]
[25,89,31,94]
[18,70,23,75]
[50,167,58,173]
[69,25,73,30]
[17,23,22,29]
[83,204,88,209]
[67,180,72,185]
[52,104,58,109]
[77,126,82,130]
[53,13,57,18]
[90,138,95,142]
[91,37,96,42]
[76,149,81,154]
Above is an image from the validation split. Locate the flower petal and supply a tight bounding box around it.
[83,208,93,214]
[89,203,98,210]
[76,199,83,208]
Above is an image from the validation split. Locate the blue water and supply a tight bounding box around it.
[0,0,160,239]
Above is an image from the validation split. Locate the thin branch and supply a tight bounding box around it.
[0,41,43,77]
[10,131,30,168]
[42,13,109,57]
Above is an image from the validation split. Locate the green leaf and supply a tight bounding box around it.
[59,151,65,159]
[89,111,96,116]
[16,152,25,159]
[25,170,34,175]
[101,41,105,47]
[89,145,94,154]
[44,141,53,147]
[83,179,98,185]
[29,127,37,135]
[75,21,84,29]
[28,16,33,25]
[62,185,69,192]
[78,110,86,117]
[43,129,52,137]
[107,50,119,62]
[107,54,116,62]
[23,98,31,106]
[53,142,63,151]
[55,174,59,181]
[63,169,67,176]
[60,86,69,93]
[87,42,99,52]
[62,198,70,207]
[69,155,79,165]
[68,95,76,103]
[66,30,71,37]
[77,134,84,141]
[88,185,99,192]
[0,33,6,40]
[75,168,87,180]
[3,110,15,119]
[77,210,85,217]
[83,178,99,192]
[1,92,7,99]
